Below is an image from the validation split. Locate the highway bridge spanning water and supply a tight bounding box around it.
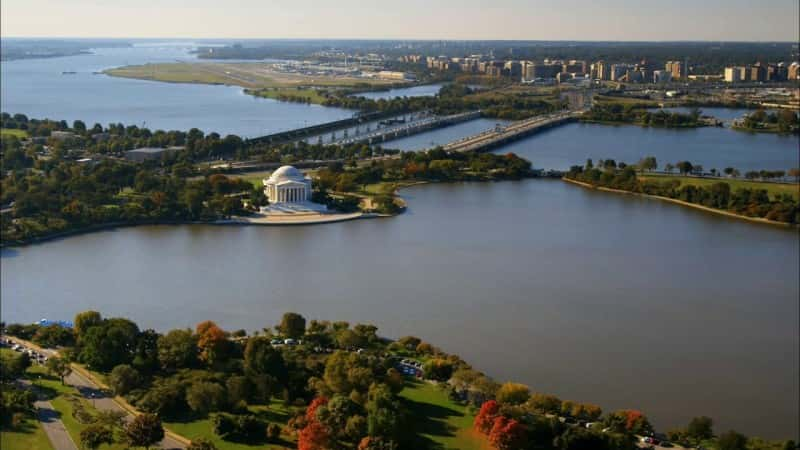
[443,111,580,153]
[328,111,482,146]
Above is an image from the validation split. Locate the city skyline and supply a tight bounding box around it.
[2,0,798,42]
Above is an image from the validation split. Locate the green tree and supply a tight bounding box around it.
[187,438,218,450]
[45,357,72,385]
[79,318,139,371]
[74,310,102,339]
[80,424,115,450]
[157,329,197,371]
[108,364,141,395]
[186,382,227,415]
[279,312,306,339]
[686,416,714,442]
[243,336,287,382]
[717,430,748,450]
[125,413,164,449]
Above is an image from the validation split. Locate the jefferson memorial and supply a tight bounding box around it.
[262,165,313,204]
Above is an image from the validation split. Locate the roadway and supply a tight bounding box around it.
[443,110,580,153]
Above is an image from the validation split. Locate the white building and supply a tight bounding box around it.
[262,165,313,204]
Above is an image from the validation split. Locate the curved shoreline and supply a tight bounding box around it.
[1,212,373,248]
[561,177,798,229]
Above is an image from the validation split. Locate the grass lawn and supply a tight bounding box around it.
[640,173,799,200]
[0,128,28,138]
[399,380,488,450]
[164,398,297,450]
[0,416,53,450]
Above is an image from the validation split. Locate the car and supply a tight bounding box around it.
[284,338,297,345]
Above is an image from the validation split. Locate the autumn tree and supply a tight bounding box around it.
[474,400,500,434]
[125,413,164,449]
[489,416,527,450]
[195,321,229,367]
[495,382,530,405]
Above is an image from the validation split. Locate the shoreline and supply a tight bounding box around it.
[561,177,798,229]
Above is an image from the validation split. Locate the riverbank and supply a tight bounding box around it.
[562,177,798,228]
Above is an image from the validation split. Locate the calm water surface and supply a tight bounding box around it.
[354,83,445,100]
[0,44,354,137]
[2,181,797,439]
[491,121,799,172]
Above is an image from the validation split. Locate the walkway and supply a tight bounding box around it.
[34,398,78,450]
[65,370,187,449]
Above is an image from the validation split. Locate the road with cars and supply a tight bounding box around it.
[2,336,186,450]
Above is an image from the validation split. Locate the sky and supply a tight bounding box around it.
[2,0,798,42]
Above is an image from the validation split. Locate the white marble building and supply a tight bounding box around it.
[262,165,313,204]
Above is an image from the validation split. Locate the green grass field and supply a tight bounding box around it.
[399,380,487,450]
[0,416,53,450]
[1,128,28,138]
[164,399,297,450]
[640,173,799,200]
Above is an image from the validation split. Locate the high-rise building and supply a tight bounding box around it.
[653,70,672,83]
[750,63,766,82]
[594,61,610,80]
[610,64,630,81]
[724,67,742,83]
[788,62,800,80]
[665,61,687,80]
[504,61,522,78]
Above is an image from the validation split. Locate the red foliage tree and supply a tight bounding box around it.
[298,421,330,450]
[305,396,329,422]
[625,410,643,430]
[488,416,527,450]
[474,400,500,435]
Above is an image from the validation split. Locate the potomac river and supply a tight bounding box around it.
[2,41,799,440]
[2,180,797,439]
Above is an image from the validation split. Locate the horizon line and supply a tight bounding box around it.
[2,36,798,44]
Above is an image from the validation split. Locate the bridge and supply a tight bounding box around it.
[245,110,396,146]
[329,111,482,146]
[443,111,580,153]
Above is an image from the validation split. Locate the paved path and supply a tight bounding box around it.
[34,399,79,450]
[65,370,186,449]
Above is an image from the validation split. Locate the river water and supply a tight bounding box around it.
[2,180,798,439]
[0,43,354,138]
[354,83,445,100]
[1,44,799,439]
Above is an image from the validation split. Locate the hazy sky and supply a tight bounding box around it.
[2,0,798,41]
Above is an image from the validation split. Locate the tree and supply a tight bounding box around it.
[79,318,139,371]
[157,329,197,371]
[298,421,331,450]
[74,311,102,340]
[186,382,227,415]
[187,438,218,450]
[474,400,500,434]
[421,359,454,381]
[279,312,306,339]
[243,337,287,382]
[526,393,561,414]
[80,424,115,450]
[556,427,609,450]
[664,163,674,174]
[125,413,164,449]
[676,161,693,175]
[686,416,714,442]
[717,430,748,450]
[109,364,140,395]
[495,382,530,405]
[45,357,72,385]
[195,321,230,368]
[489,416,527,450]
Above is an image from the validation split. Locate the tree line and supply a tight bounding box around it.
[565,159,799,224]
